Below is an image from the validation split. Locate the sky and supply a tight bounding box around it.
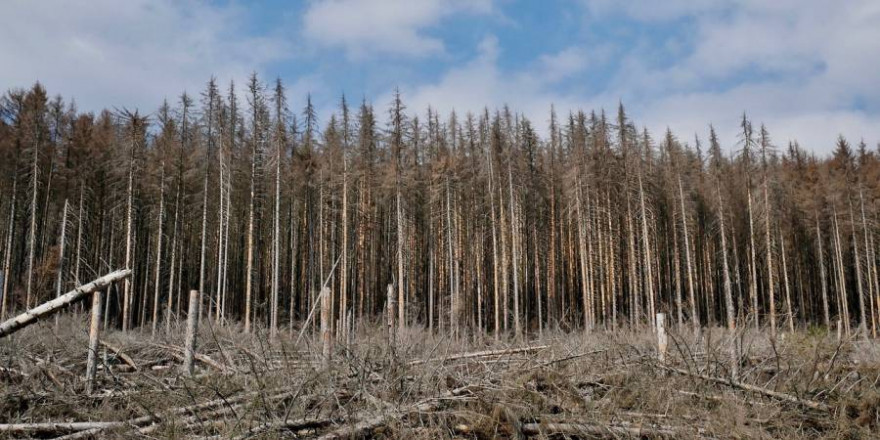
[2,0,878,155]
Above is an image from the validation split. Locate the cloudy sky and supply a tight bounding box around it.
[2,0,878,154]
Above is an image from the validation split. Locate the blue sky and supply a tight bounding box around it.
[2,0,879,154]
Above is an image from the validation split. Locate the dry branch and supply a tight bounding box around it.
[662,364,831,411]
[316,385,478,440]
[408,345,550,366]
[54,386,297,439]
[99,339,138,371]
[521,421,680,438]
[0,422,120,434]
[151,342,226,372]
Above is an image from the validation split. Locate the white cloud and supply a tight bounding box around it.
[396,37,586,130]
[0,0,291,114]
[579,0,880,153]
[303,0,495,58]
[536,47,591,83]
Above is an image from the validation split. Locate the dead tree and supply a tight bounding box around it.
[0,270,131,338]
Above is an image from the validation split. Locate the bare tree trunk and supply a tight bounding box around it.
[779,227,794,332]
[53,199,68,329]
[321,286,331,368]
[25,129,39,309]
[508,162,521,338]
[182,289,199,376]
[679,178,698,332]
[533,225,542,337]
[245,137,257,333]
[122,133,135,331]
[397,187,405,331]
[861,190,877,336]
[74,184,83,287]
[166,179,181,333]
[763,176,775,337]
[673,214,683,327]
[850,204,867,333]
[446,178,456,337]
[198,164,210,326]
[499,173,509,333]
[626,196,638,325]
[638,174,655,329]
[215,139,226,323]
[85,290,103,394]
[152,163,165,336]
[1,178,15,319]
[487,147,500,339]
[606,193,617,330]
[576,181,590,331]
[816,214,830,327]
[386,284,396,344]
[747,188,759,329]
[717,186,735,330]
[271,127,281,337]
[340,161,349,340]
[0,270,130,337]
[832,207,850,334]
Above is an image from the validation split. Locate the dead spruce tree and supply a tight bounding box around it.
[0,80,878,337]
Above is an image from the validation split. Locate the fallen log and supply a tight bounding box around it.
[138,389,306,435]
[316,385,478,440]
[408,345,550,366]
[151,343,226,372]
[99,340,138,371]
[521,421,678,438]
[662,364,831,411]
[54,386,293,439]
[0,422,119,434]
[195,417,336,440]
[0,269,131,338]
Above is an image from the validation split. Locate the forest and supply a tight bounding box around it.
[1,77,879,339]
[3,77,880,439]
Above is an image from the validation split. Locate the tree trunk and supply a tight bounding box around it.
[1,178,15,319]
[816,214,830,327]
[638,174,655,329]
[152,163,165,336]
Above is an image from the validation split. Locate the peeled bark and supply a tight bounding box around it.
[0,269,131,338]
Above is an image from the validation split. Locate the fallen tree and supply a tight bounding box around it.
[0,269,132,338]
[408,345,550,366]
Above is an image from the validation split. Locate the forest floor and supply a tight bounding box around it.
[1,315,879,439]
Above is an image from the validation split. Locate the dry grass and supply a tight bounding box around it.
[1,315,879,439]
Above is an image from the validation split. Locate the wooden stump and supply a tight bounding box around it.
[387,284,396,344]
[85,290,104,394]
[320,286,332,368]
[182,290,200,376]
[656,313,667,363]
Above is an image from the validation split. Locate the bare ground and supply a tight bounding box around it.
[2,315,879,439]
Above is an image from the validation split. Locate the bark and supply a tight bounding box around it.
[0,269,131,338]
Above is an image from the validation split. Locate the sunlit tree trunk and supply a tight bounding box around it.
[816,214,830,327]
[152,162,165,336]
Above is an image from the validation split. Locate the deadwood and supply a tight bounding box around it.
[0,269,131,338]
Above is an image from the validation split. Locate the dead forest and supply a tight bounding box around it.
[1,78,880,438]
[2,77,880,337]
